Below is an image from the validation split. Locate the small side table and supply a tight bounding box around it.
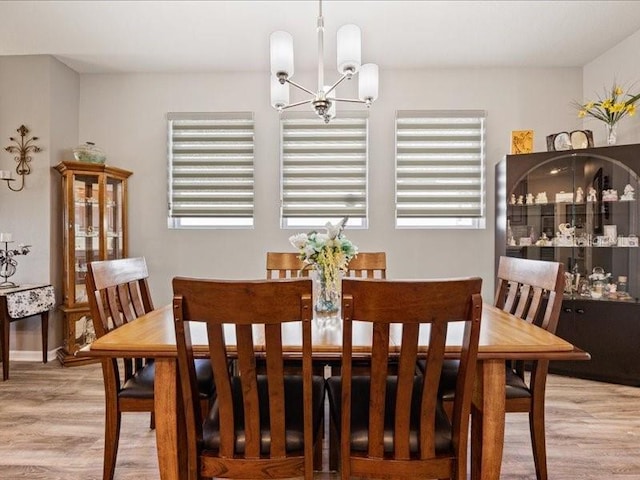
[0,284,55,381]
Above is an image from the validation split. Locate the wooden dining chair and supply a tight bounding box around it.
[172,277,325,480]
[343,251,386,278]
[85,257,215,480]
[327,277,483,480]
[266,250,387,469]
[266,251,386,279]
[265,252,309,279]
[436,256,564,480]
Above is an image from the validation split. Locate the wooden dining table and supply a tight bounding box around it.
[81,302,589,480]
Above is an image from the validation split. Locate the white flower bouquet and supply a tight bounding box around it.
[289,218,358,314]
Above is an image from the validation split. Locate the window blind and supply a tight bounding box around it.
[168,112,254,221]
[396,110,485,219]
[280,113,368,223]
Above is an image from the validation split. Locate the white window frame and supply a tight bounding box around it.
[167,112,254,229]
[395,110,486,229]
[280,112,369,230]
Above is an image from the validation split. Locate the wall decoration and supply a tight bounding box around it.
[511,130,534,154]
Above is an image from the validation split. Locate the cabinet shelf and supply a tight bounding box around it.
[509,200,633,208]
[508,245,638,249]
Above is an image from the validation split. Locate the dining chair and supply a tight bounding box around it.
[266,251,389,469]
[327,277,483,480]
[172,277,325,480]
[266,252,309,278]
[343,251,386,278]
[85,257,215,480]
[266,251,387,279]
[435,256,564,480]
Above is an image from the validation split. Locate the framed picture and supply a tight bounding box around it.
[511,130,534,154]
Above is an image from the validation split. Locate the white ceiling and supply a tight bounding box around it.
[1,1,640,74]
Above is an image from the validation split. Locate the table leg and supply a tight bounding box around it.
[1,299,9,381]
[154,358,188,480]
[41,311,49,364]
[471,359,506,480]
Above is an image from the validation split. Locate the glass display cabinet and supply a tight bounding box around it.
[54,161,132,365]
[496,144,640,386]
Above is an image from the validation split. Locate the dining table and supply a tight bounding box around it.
[81,302,589,480]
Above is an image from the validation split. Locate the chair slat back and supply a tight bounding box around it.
[172,277,314,476]
[266,252,309,279]
[494,256,564,390]
[494,256,564,333]
[345,252,387,279]
[85,257,154,387]
[86,257,154,337]
[340,278,482,478]
[266,252,387,279]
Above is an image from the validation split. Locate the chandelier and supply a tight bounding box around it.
[269,0,379,123]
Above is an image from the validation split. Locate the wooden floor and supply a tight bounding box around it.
[1,361,639,479]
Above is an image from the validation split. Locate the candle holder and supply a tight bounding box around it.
[2,125,41,192]
[0,241,31,289]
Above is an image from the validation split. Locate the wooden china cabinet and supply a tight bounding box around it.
[54,161,132,366]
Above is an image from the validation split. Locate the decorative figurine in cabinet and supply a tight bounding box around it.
[54,161,132,366]
[496,144,640,386]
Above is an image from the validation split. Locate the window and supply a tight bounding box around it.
[280,112,368,229]
[167,112,254,228]
[395,110,486,228]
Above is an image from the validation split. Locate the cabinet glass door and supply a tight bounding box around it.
[106,176,124,260]
[507,152,639,302]
[73,173,100,305]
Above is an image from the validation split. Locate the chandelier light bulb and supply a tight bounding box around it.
[358,63,379,103]
[270,31,294,79]
[271,75,290,110]
[336,24,361,76]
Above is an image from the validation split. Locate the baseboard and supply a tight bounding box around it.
[9,348,60,363]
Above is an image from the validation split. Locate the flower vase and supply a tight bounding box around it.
[312,269,341,326]
[606,123,618,145]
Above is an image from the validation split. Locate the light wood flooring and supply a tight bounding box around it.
[1,360,639,479]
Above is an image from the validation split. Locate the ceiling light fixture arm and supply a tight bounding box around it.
[324,71,352,97]
[333,97,371,106]
[279,74,316,97]
[278,98,314,111]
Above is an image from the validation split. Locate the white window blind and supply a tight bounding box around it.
[280,113,368,228]
[168,112,254,227]
[395,110,486,227]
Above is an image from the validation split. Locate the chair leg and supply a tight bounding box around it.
[104,401,122,480]
[329,414,340,471]
[41,311,49,364]
[313,422,323,470]
[529,398,548,480]
[1,308,9,381]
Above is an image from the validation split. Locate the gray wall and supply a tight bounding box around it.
[0,55,79,356]
[78,67,581,305]
[583,28,640,145]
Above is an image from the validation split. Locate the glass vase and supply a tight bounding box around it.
[312,268,341,326]
[606,123,617,146]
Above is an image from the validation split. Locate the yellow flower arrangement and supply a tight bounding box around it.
[576,84,640,127]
